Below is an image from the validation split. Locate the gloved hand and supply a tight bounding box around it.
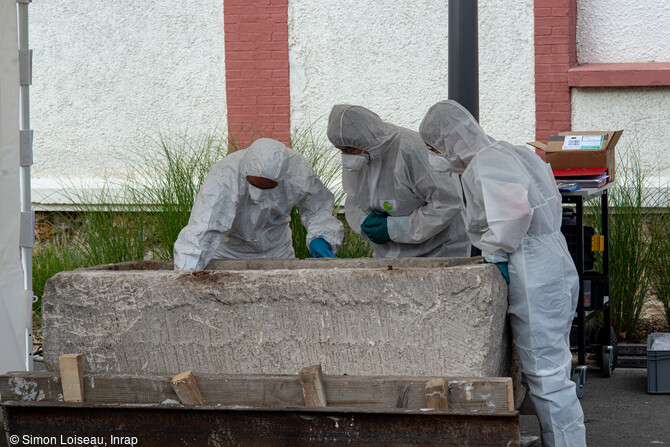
[360,210,390,244]
[483,259,510,284]
[309,237,335,258]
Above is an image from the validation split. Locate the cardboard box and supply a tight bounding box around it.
[528,130,623,182]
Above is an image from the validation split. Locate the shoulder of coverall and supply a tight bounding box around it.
[390,126,434,170]
[205,149,246,182]
[494,140,559,189]
[464,141,529,184]
[191,151,246,209]
[280,147,322,194]
[284,147,317,175]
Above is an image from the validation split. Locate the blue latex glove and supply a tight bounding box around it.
[360,211,390,244]
[483,259,510,284]
[309,237,335,258]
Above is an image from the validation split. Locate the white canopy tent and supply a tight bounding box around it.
[1,0,32,374]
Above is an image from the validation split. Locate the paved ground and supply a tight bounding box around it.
[521,367,670,446]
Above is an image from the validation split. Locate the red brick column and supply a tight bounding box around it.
[224,0,291,150]
[534,0,577,143]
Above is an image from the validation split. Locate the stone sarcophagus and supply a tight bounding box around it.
[42,258,511,380]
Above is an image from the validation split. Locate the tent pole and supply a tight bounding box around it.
[18,0,33,372]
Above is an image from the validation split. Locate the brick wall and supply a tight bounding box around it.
[534,0,577,143]
[224,0,291,150]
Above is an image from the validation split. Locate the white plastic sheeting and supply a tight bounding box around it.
[1,1,27,374]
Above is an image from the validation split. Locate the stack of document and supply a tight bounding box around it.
[552,167,609,188]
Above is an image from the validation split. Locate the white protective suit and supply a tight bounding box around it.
[327,105,470,258]
[174,138,344,270]
[420,100,585,447]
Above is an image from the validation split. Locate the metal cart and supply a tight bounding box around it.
[561,183,616,398]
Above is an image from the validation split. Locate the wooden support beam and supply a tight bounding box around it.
[1,403,520,446]
[171,370,205,405]
[299,364,327,407]
[58,354,84,402]
[506,377,515,411]
[1,372,516,413]
[425,378,449,409]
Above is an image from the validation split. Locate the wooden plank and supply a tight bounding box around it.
[324,376,427,409]
[425,378,449,409]
[299,365,327,407]
[171,371,205,405]
[0,372,514,412]
[448,378,514,411]
[58,354,84,402]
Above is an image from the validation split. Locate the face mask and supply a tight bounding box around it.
[248,184,272,203]
[341,153,369,171]
[428,151,452,172]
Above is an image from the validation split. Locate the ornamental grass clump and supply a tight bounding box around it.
[588,146,664,339]
[652,221,670,327]
[649,196,670,331]
[125,131,229,260]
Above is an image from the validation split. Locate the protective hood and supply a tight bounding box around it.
[419,100,494,173]
[241,138,288,181]
[327,105,398,159]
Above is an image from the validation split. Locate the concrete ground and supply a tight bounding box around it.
[521,367,670,446]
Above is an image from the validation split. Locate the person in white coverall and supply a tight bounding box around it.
[419,100,585,447]
[173,138,344,270]
[326,104,470,258]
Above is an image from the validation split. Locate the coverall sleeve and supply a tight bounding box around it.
[295,162,344,254]
[387,168,464,245]
[344,193,368,236]
[173,162,238,270]
[462,153,533,262]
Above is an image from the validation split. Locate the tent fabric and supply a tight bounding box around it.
[1,1,27,374]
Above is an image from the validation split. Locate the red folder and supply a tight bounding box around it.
[552,167,607,178]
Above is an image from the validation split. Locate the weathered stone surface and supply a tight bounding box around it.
[42,258,511,381]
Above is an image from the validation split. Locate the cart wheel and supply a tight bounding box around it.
[596,326,618,374]
[573,366,587,399]
[602,347,613,378]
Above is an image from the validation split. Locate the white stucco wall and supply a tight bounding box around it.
[577,0,670,64]
[30,0,226,203]
[288,0,535,147]
[572,87,670,181]
[574,1,670,183]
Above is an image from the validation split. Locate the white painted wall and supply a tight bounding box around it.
[288,0,536,147]
[572,88,670,182]
[577,0,670,64]
[575,1,670,182]
[30,0,227,204]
